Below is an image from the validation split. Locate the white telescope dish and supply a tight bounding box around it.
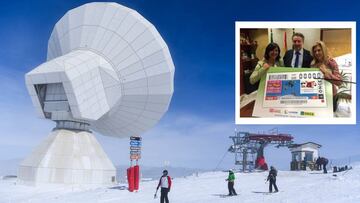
[26,2,174,137]
[19,2,174,185]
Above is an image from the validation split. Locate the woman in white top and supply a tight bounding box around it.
[250,42,283,85]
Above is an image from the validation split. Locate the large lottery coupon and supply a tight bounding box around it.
[252,67,333,118]
[264,71,326,108]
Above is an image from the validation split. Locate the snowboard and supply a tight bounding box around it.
[220,194,238,198]
[213,194,238,198]
[263,191,282,195]
[252,191,282,195]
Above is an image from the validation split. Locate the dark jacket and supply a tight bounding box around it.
[283,49,313,68]
[267,168,277,181]
[317,157,329,165]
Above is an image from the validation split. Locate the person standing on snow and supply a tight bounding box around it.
[225,169,237,196]
[322,157,329,174]
[316,157,322,170]
[156,170,172,203]
[267,166,279,193]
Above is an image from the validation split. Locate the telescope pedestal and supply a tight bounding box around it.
[18,129,116,186]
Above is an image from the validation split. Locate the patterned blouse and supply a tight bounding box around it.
[311,58,342,95]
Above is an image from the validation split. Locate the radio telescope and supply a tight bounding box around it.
[18,2,174,185]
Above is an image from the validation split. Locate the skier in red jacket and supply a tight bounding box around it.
[156,170,172,203]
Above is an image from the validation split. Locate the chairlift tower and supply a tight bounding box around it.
[229,131,294,172]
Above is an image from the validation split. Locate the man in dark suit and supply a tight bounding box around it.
[283,32,313,68]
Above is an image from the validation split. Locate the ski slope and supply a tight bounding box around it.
[0,164,359,203]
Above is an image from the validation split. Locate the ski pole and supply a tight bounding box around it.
[154,188,158,199]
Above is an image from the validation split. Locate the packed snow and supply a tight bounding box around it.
[0,164,360,203]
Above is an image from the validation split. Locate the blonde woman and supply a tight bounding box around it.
[250,43,283,85]
[311,41,342,111]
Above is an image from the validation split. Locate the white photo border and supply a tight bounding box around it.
[235,21,356,125]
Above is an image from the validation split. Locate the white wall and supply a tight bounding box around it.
[290,144,320,161]
[269,28,321,55]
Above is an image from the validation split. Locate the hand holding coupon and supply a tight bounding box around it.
[263,63,271,70]
[319,64,332,78]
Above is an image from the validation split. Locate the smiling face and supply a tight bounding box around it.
[313,45,324,62]
[292,35,304,51]
[269,47,279,60]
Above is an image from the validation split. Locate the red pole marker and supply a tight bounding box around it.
[127,167,135,192]
[134,165,140,190]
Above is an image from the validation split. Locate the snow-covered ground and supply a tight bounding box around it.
[1,164,360,203]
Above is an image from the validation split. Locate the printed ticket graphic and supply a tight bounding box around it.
[252,67,333,118]
[263,72,327,108]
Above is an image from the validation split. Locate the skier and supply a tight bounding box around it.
[322,157,328,174]
[225,169,237,196]
[267,166,279,193]
[155,170,172,203]
[316,157,322,170]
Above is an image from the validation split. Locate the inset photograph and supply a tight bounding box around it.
[235,22,356,124]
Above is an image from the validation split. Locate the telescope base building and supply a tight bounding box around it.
[18,129,116,186]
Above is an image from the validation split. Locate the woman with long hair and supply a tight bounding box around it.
[311,41,342,111]
[250,43,283,85]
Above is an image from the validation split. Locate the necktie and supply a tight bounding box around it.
[294,51,300,68]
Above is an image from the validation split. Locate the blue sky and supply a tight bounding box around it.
[0,0,359,171]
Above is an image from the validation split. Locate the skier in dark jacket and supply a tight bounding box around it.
[267,166,279,193]
[322,158,328,174]
[225,169,237,196]
[316,157,329,173]
[316,157,322,170]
